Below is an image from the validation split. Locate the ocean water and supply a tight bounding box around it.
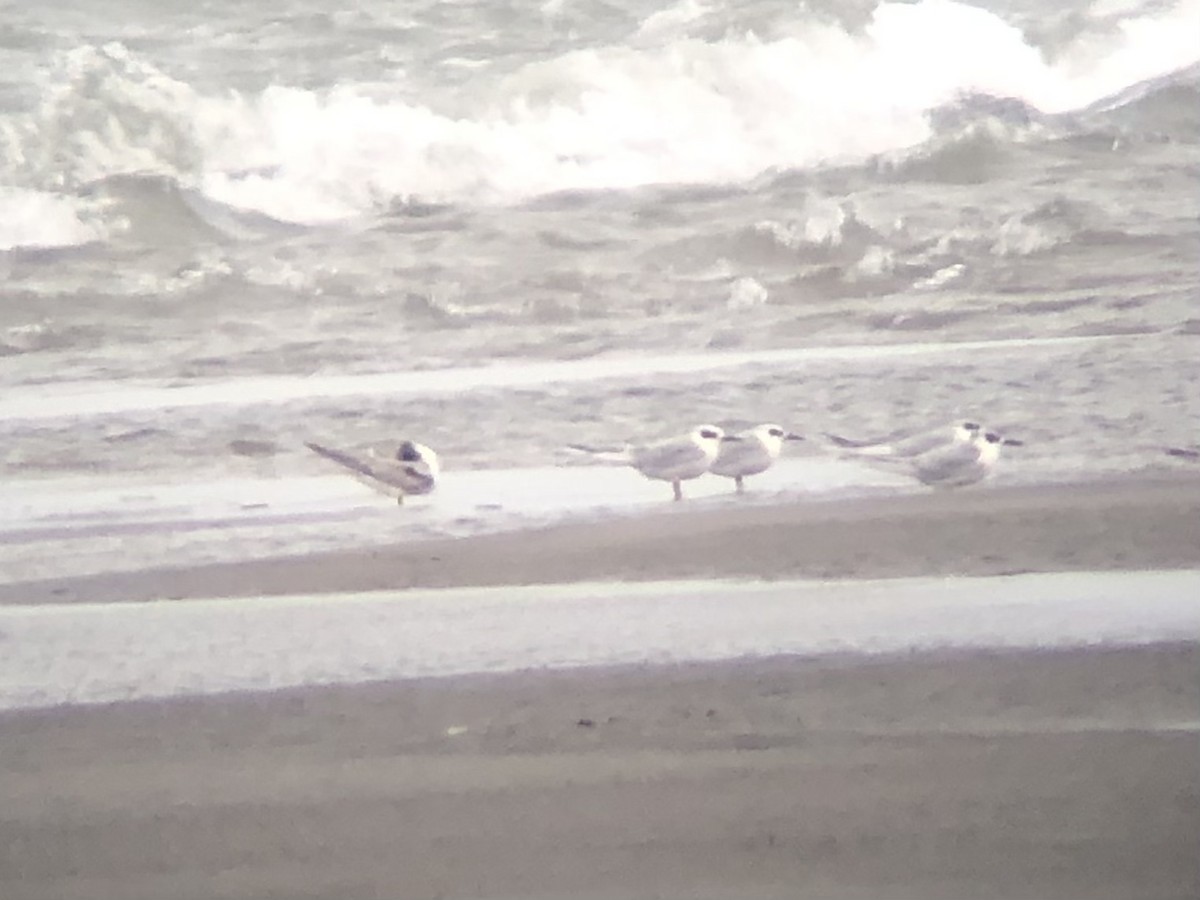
[2,0,1199,580]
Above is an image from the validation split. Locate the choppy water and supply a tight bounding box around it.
[2,0,1199,579]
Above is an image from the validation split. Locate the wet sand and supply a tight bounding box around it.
[2,475,1199,605]
[1,475,1199,899]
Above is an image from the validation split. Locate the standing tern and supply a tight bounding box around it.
[567,424,734,501]
[305,439,439,505]
[824,420,981,459]
[877,430,1023,489]
[710,423,804,493]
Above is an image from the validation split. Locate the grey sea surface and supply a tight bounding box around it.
[1,0,1198,570]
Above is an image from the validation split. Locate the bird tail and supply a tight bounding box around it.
[305,441,379,480]
[822,433,900,459]
[306,441,354,467]
[822,432,878,449]
[563,443,630,465]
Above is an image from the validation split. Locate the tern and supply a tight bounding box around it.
[305,439,439,505]
[884,430,1023,489]
[568,424,734,501]
[824,420,981,459]
[710,423,804,493]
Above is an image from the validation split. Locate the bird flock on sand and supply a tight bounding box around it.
[304,418,1044,505]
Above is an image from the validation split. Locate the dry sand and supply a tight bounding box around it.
[1,475,1199,899]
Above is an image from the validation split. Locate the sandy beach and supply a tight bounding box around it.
[2,474,1199,605]
[2,476,1199,899]
[4,0,1198,894]
[2,644,1197,900]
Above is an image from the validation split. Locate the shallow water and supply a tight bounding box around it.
[1,569,1197,712]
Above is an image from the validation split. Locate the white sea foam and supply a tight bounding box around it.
[12,43,202,187]
[0,187,108,251]
[912,262,965,290]
[188,0,1200,218]
[727,276,768,309]
[2,0,1195,235]
[635,0,711,40]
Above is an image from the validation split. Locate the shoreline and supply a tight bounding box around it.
[3,473,1198,899]
[3,473,1199,605]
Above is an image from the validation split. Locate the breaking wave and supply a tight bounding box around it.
[0,0,1196,249]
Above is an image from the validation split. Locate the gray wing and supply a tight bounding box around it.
[564,441,625,455]
[631,438,706,473]
[889,427,957,458]
[712,438,768,475]
[823,429,904,450]
[825,424,941,456]
[913,442,984,487]
[306,442,434,494]
[562,443,632,465]
[718,438,754,465]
